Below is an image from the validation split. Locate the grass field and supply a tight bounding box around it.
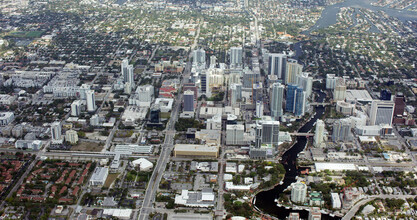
[104,173,119,188]
[7,31,44,38]
[70,141,103,152]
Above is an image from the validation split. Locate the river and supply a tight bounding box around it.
[254,91,340,220]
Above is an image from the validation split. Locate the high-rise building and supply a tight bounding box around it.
[326,74,337,90]
[308,207,322,220]
[200,71,211,97]
[51,121,62,140]
[285,84,298,113]
[149,104,160,124]
[193,48,206,69]
[129,85,154,107]
[90,114,100,126]
[183,83,198,100]
[270,83,284,119]
[124,82,132,94]
[242,68,259,88]
[226,124,245,145]
[297,72,313,98]
[65,130,78,144]
[230,83,242,107]
[380,89,392,101]
[122,59,135,88]
[286,59,303,85]
[230,47,243,68]
[255,101,263,118]
[252,83,263,104]
[71,100,82,116]
[369,100,395,126]
[210,55,217,68]
[314,120,325,147]
[255,117,280,148]
[295,88,307,117]
[332,118,351,142]
[291,182,307,203]
[268,53,287,81]
[333,78,346,101]
[394,93,405,116]
[86,90,96,112]
[183,90,195,112]
[288,213,300,220]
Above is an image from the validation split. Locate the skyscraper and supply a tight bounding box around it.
[230,47,243,68]
[122,59,135,88]
[332,118,351,142]
[230,83,242,107]
[297,72,313,98]
[326,74,337,90]
[270,82,284,119]
[285,84,298,113]
[294,88,306,117]
[255,117,280,148]
[242,67,259,88]
[65,130,78,144]
[86,90,96,112]
[51,121,62,140]
[393,93,405,116]
[252,83,263,104]
[314,119,325,147]
[149,104,160,124]
[255,101,263,118]
[71,100,82,117]
[268,53,287,81]
[286,59,303,85]
[183,90,195,112]
[380,89,392,101]
[333,78,346,101]
[369,100,395,126]
[193,48,206,69]
[226,124,245,145]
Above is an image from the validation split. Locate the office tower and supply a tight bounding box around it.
[297,72,313,98]
[332,118,351,142]
[51,121,62,140]
[230,83,242,106]
[380,89,392,101]
[295,88,306,117]
[230,47,243,68]
[149,104,160,123]
[242,68,259,88]
[121,58,129,81]
[286,59,303,85]
[255,101,263,118]
[255,117,280,148]
[393,93,405,116]
[369,100,395,126]
[86,90,96,112]
[333,78,346,101]
[183,90,195,112]
[285,84,298,113]
[252,83,263,104]
[65,130,78,144]
[326,74,337,90]
[226,124,245,145]
[200,71,211,97]
[314,119,325,147]
[270,82,284,119]
[210,55,217,68]
[308,207,322,220]
[124,82,132,94]
[288,213,300,220]
[193,48,206,68]
[268,53,287,81]
[291,182,307,203]
[71,100,82,117]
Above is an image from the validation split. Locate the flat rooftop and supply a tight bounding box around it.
[345,90,373,103]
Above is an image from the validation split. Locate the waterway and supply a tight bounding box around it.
[254,91,340,220]
[303,0,417,34]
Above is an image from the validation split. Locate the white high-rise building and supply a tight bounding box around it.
[268,53,287,80]
[78,84,91,100]
[183,90,195,112]
[86,90,96,112]
[129,85,154,107]
[210,55,217,68]
[286,59,303,85]
[255,101,263,118]
[332,118,351,142]
[193,48,206,70]
[90,114,100,126]
[51,121,62,140]
[270,82,284,119]
[326,74,337,90]
[369,100,395,126]
[230,83,242,107]
[124,82,132,94]
[65,130,78,144]
[297,72,313,98]
[226,124,245,145]
[122,59,134,87]
[71,100,82,116]
[333,78,346,101]
[230,47,243,68]
[291,182,307,203]
[314,119,325,147]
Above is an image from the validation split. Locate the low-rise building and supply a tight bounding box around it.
[174,144,219,158]
[174,189,215,208]
[89,167,109,186]
[0,112,14,126]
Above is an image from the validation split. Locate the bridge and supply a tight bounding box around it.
[310,102,332,106]
[290,132,314,137]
